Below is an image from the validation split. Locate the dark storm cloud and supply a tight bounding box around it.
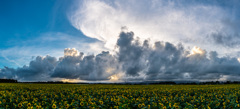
[51,52,84,79]
[117,31,240,81]
[117,32,148,76]
[0,67,16,79]
[1,31,240,81]
[0,56,57,81]
[52,51,119,81]
[16,56,57,81]
[0,51,119,81]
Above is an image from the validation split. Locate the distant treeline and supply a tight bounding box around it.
[19,81,89,84]
[124,81,240,85]
[31,81,240,85]
[0,79,17,83]
[1,79,240,85]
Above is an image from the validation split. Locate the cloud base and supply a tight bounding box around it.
[1,31,240,82]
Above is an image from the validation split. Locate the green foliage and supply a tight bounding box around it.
[0,84,239,109]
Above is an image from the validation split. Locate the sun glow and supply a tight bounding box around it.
[190,46,205,55]
[109,74,119,81]
[238,58,240,63]
[187,46,205,57]
[61,79,82,83]
[64,48,80,57]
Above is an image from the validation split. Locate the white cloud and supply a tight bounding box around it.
[69,0,232,56]
[64,48,80,56]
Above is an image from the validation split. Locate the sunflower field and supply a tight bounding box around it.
[0,83,240,109]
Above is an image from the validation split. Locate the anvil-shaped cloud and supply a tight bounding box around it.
[69,0,240,57]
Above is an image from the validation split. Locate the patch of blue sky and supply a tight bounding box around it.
[0,0,99,68]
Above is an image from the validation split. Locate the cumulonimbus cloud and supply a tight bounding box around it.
[69,0,240,57]
[1,31,240,81]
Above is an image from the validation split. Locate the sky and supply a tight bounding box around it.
[1,0,240,82]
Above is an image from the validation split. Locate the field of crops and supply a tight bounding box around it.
[0,84,240,109]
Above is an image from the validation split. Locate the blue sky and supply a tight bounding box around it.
[1,0,75,44]
[0,0,98,68]
[1,0,240,82]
